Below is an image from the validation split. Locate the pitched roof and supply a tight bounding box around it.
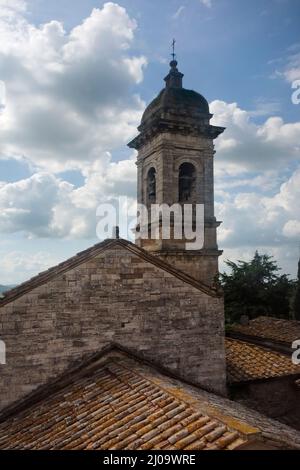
[0,238,220,308]
[228,316,300,351]
[226,338,300,385]
[0,351,247,450]
[0,348,300,450]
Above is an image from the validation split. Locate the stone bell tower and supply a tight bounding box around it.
[128,58,225,287]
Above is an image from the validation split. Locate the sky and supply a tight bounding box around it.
[0,0,300,284]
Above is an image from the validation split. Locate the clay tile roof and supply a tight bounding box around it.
[228,316,300,348]
[226,338,300,385]
[0,351,252,450]
[1,349,300,450]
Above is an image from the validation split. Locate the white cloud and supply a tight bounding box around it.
[199,0,213,8]
[0,0,26,17]
[172,6,185,19]
[248,99,281,117]
[0,250,60,285]
[0,2,147,172]
[217,166,300,277]
[0,152,137,239]
[270,44,300,84]
[218,167,300,247]
[0,80,5,108]
[0,173,71,236]
[283,220,300,239]
[211,100,300,171]
[284,50,300,83]
[0,2,141,242]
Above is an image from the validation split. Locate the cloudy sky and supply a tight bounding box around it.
[0,0,300,284]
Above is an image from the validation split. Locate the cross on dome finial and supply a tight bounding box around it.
[170,39,178,68]
[164,39,184,89]
[171,39,176,62]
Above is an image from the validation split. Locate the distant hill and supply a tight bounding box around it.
[0,285,16,294]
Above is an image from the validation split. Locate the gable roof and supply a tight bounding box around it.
[1,347,299,450]
[226,338,300,385]
[228,316,300,353]
[0,238,220,308]
[0,350,246,450]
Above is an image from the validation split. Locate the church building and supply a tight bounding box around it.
[0,59,300,450]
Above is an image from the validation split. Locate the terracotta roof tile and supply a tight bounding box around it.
[215,431,239,449]
[228,316,300,347]
[0,356,249,450]
[1,349,300,450]
[226,338,300,384]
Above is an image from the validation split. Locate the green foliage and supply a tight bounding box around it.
[220,251,294,325]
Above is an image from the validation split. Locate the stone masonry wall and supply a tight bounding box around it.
[0,245,226,411]
[135,132,221,285]
[153,252,219,287]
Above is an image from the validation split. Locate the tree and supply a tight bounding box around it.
[220,251,294,325]
[294,258,300,321]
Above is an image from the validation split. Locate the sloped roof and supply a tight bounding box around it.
[226,338,300,385]
[0,350,247,450]
[0,348,300,450]
[0,238,220,308]
[0,350,284,449]
[228,316,300,349]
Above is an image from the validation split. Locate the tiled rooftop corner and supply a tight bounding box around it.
[226,338,300,384]
[228,316,300,351]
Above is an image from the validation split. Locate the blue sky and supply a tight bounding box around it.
[0,0,300,284]
[25,0,300,117]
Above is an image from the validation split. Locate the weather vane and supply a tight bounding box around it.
[171,39,176,61]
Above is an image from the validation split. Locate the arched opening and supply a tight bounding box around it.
[147,167,156,203]
[179,163,196,202]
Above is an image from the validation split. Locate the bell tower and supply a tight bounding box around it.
[128,57,225,287]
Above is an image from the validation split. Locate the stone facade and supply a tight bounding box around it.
[0,61,227,415]
[0,241,226,411]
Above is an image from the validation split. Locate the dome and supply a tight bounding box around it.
[141,87,210,125]
[128,59,221,150]
[140,60,210,126]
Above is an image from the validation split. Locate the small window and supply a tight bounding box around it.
[147,167,156,203]
[179,163,196,202]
